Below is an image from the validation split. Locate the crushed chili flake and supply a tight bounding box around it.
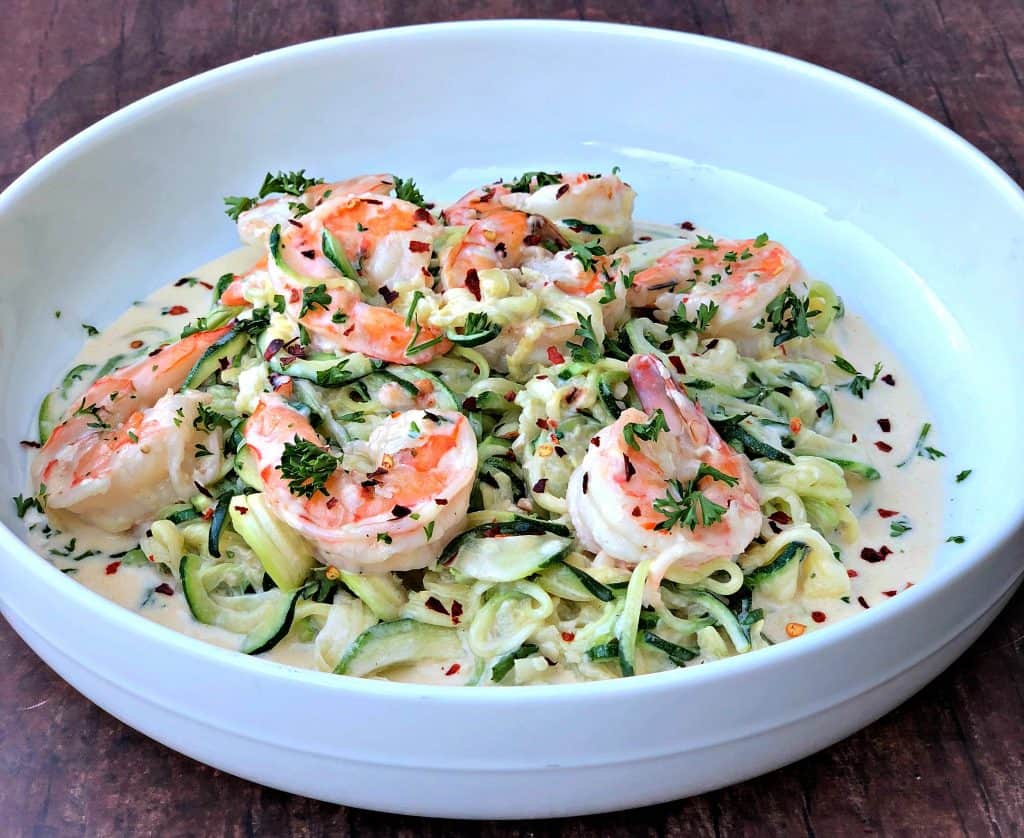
[155,583,174,596]
[816,403,828,417]
[289,288,301,303]
[129,339,144,349]
[19,440,41,449]
[167,305,189,316]
[555,183,570,199]
[582,472,590,494]
[414,207,434,223]
[444,663,461,677]
[547,346,565,364]
[105,561,121,575]
[218,357,231,371]
[391,504,412,518]
[769,511,792,525]
[668,355,686,374]
[362,198,383,205]
[877,508,899,518]
[301,249,315,259]
[631,506,642,517]
[148,346,163,357]
[881,373,896,386]
[536,418,551,430]
[561,631,576,642]
[450,601,463,624]
[811,611,827,623]
[425,596,449,615]
[532,479,548,494]
[882,590,898,597]
[857,595,870,609]
[851,433,858,443]
[503,391,516,402]
[623,454,636,481]
[380,286,398,304]
[680,221,696,231]
[591,436,601,447]
[408,240,431,253]
[326,496,340,510]
[554,445,567,457]
[287,218,303,228]
[860,546,889,563]
[785,622,806,637]
[874,441,893,452]
[789,417,803,434]
[465,269,481,301]
[435,497,449,506]
[877,418,891,432]
[263,338,284,361]
[233,505,249,515]
[847,568,859,578]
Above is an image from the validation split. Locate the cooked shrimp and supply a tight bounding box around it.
[32,327,231,533]
[219,256,268,308]
[567,354,762,582]
[244,393,477,572]
[441,209,535,290]
[236,174,395,246]
[627,237,807,344]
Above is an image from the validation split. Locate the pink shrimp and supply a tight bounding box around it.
[32,327,232,533]
[244,393,477,572]
[567,354,762,581]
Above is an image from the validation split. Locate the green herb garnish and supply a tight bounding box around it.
[278,435,340,498]
[653,464,739,531]
[623,409,668,451]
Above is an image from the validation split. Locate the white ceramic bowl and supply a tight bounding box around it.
[1,21,1022,819]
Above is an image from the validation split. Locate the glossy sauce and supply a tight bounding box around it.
[23,246,944,683]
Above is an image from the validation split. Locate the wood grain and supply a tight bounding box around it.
[2,2,1022,835]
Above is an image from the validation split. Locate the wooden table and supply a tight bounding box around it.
[3,2,1022,834]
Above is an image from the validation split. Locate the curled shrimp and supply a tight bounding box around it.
[236,174,395,246]
[626,237,807,345]
[244,393,477,572]
[32,327,231,533]
[567,354,762,582]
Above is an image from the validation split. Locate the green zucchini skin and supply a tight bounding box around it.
[334,619,463,677]
[181,328,248,390]
[745,541,810,588]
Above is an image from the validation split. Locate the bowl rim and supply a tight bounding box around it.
[2,18,1023,703]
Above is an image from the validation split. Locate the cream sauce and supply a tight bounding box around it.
[23,246,944,684]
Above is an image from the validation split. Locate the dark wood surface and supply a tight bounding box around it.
[2,2,1023,835]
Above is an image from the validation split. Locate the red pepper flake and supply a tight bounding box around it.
[532,479,548,493]
[680,221,696,231]
[263,338,284,361]
[414,208,434,223]
[408,240,431,253]
[860,546,888,563]
[566,387,580,404]
[289,288,301,304]
[789,417,803,434]
[851,433,858,443]
[623,454,636,481]
[155,583,175,596]
[547,346,565,364]
[582,472,590,494]
[105,561,121,575]
[167,305,189,316]
[233,505,249,514]
[326,496,340,510]
[380,286,398,304]
[874,441,893,452]
[555,183,570,199]
[148,346,163,357]
[881,373,896,386]
[631,506,641,517]
[435,497,449,506]
[301,249,315,259]
[450,601,463,624]
[536,418,550,430]
[19,440,41,449]
[857,595,870,609]
[287,218,303,228]
[877,508,899,518]
[847,568,859,578]
[462,396,478,411]
[554,446,567,457]
[877,418,891,432]
[391,504,412,518]
[503,391,516,402]
[362,198,383,205]
[668,355,686,374]
[811,611,827,623]
[444,663,461,677]
[465,269,481,301]
[882,590,898,597]
[425,596,449,615]
[561,631,576,642]
[591,436,601,447]
[129,339,144,349]
[218,357,231,371]
[816,403,828,418]
[769,511,792,525]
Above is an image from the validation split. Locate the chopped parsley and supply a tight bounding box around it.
[695,234,717,250]
[623,409,668,450]
[898,422,946,468]
[299,284,331,318]
[73,400,110,430]
[278,436,340,498]
[756,287,817,345]
[833,356,883,398]
[568,314,602,364]
[955,469,972,483]
[223,169,324,221]
[194,443,213,458]
[12,494,42,518]
[315,362,351,387]
[889,518,912,538]
[193,404,231,432]
[424,521,435,540]
[393,176,428,208]
[753,232,770,247]
[82,324,99,336]
[507,170,562,193]
[653,464,739,531]
[946,535,966,544]
[562,218,602,235]
[569,241,606,272]
[598,280,617,304]
[667,300,718,338]
[377,532,393,544]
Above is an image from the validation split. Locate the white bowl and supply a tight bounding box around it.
[1,20,1022,819]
